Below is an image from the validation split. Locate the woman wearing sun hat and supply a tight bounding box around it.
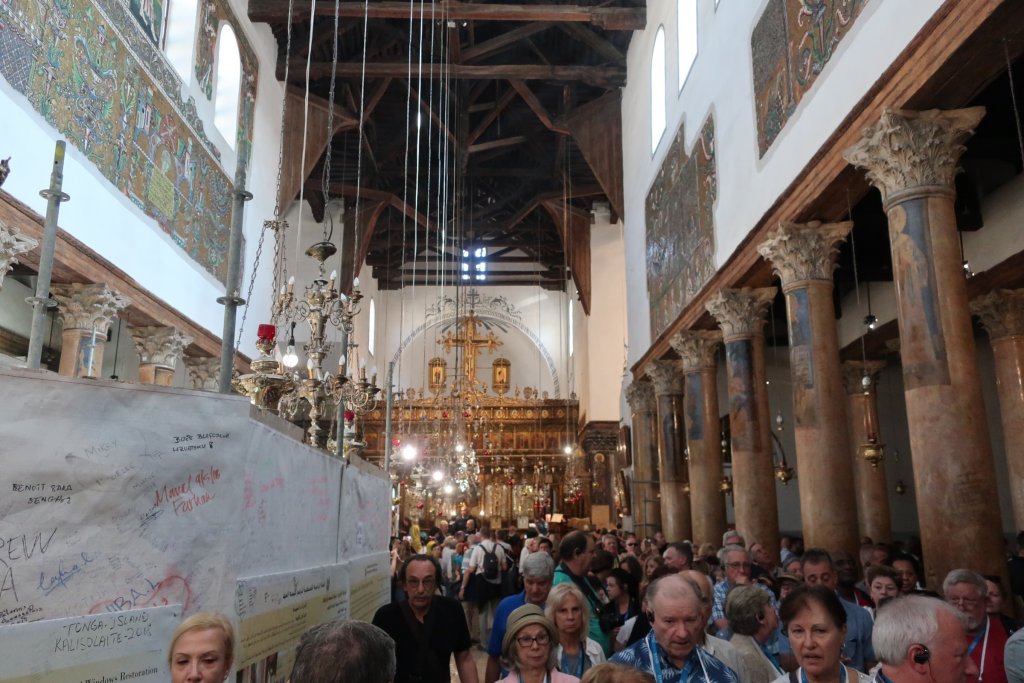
[500,603,581,683]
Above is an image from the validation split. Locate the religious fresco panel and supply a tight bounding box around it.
[752,0,869,156]
[645,114,717,341]
[0,0,258,284]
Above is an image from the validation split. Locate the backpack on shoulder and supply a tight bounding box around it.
[481,542,502,583]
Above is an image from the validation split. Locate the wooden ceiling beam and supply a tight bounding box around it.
[250,1,646,31]
[468,87,518,145]
[462,21,554,64]
[557,23,627,64]
[509,79,570,134]
[405,80,458,146]
[281,61,626,88]
[468,135,529,154]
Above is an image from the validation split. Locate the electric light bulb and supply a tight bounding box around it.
[282,345,299,368]
[444,484,454,494]
[455,443,464,453]
[353,277,360,288]
[401,444,418,461]
[563,444,573,455]
[431,469,443,482]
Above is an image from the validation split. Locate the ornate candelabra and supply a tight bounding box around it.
[239,240,379,452]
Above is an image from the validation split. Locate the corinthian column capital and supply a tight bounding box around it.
[757,220,852,285]
[52,283,131,331]
[185,356,221,391]
[625,381,656,413]
[705,287,777,339]
[130,326,193,368]
[669,330,722,373]
[645,359,684,396]
[843,107,985,206]
[0,222,37,289]
[971,289,1024,341]
[841,360,887,395]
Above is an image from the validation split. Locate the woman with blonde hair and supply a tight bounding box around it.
[168,612,234,683]
[580,662,655,683]
[545,582,606,677]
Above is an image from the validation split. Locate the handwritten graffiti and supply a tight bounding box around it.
[88,574,192,614]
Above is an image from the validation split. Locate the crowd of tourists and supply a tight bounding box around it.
[166,523,1024,683]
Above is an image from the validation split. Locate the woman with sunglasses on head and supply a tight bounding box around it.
[501,603,582,683]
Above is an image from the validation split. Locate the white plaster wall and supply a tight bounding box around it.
[586,216,628,422]
[621,0,945,364]
[0,6,282,359]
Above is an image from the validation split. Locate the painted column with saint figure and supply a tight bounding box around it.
[670,330,726,549]
[706,287,780,558]
[758,220,860,558]
[846,107,1003,587]
[645,359,691,542]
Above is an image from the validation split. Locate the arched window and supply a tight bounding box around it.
[677,0,697,91]
[650,26,666,154]
[214,24,242,148]
[164,0,199,82]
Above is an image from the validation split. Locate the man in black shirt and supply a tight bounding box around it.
[372,555,480,683]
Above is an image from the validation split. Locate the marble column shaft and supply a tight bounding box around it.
[625,381,662,536]
[670,331,727,549]
[130,325,193,386]
[758,220,860,558]
[706,287,780,559]
[646,359,692,543]
[51,283,130,378]
[972,289,1024,532]
[842,361,892,543]
[846,107,1004,587]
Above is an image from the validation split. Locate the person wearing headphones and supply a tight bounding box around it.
[871,594,979,683]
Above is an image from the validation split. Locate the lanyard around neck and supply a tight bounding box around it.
[646,631,704,683]
[800,664,849,683]
[968,617,990,682]
[560,641,586,678]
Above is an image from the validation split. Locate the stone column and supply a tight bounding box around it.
[670,330,727,549]
[184,356,221,391]
[972,289,1024,532]
[842,360,892,543]
[51,283,130,378]
[625,382,662,537]
[757,220,860,557]
[706,287,781,559]
[645,359,692,542]
[845,107,1004,587]
[130,326,192,386]
[0,222,37,289]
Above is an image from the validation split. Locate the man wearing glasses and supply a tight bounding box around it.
[943,569,1009,683]
[710,545,778,638]
[624,535,640,556]
[373,555,480,683]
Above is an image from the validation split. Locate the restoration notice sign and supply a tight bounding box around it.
[0,605,178,682]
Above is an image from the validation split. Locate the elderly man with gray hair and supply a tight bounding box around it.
[725,584,783,683]
[943,569,1009,683]
[711,545,778,637]
[289,619,396,683]
[485,551,557,683]
[871,594,978,683]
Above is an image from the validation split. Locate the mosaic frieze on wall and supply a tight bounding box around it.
[0,0,258,283]
[752,0,869,157]
[645,114,717,341]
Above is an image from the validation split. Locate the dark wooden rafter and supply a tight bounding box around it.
[509,79,570,134]
[461,22,554,63]
[280,62,626,88]
[279,87,359,216]
[557,23,627,64]
[405,81,458,146]
[249,1,646,31]
[561,90,624,219]
[540,199,591,313]
[468,87,518,144]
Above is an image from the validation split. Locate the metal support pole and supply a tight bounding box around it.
[217,166,252,393]
[26,141,69,368]
[383,361,396,471]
